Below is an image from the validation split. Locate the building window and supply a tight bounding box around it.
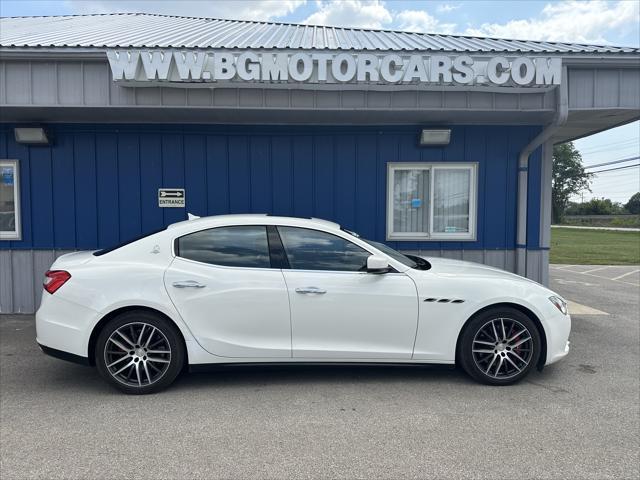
[387,163,477,241]
[0,160,21,241]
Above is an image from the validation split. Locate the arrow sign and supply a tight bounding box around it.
[160,190,184,197]
[158,188,185,208]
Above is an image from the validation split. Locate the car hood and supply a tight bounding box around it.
[416,256,541,286]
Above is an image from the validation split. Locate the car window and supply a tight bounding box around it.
[176,226,271,268]
[278,226,370,272]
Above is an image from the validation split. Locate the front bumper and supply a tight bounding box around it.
[547,340,570,366]
[543,309,571,366]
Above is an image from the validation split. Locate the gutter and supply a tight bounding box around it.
[1,48,639,66]
[515,65,569,277]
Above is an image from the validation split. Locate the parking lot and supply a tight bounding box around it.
[1,266,638,479]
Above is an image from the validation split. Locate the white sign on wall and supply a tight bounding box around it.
[158,188,185,208]
[107,50,562,87]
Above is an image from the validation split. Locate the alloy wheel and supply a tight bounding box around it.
[103,322,172,387]
[471,317,533,380]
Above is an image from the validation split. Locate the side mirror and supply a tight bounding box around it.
[366,255,390,274]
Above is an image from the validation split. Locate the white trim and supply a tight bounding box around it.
[0,159,21,241]
[387,162,477,241]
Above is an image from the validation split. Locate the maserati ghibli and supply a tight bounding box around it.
[36,214,570,394]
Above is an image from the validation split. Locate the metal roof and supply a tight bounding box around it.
[1,13,638,54]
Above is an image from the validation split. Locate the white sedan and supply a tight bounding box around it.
[36,214,570,394]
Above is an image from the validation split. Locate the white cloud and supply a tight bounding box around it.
[464,0,640,43]
[62,0,638,45]
[65,0,305,21]
[302,1,456,34]
[436,3,460,14]
[303,0,392,29]
[395,9,456,34]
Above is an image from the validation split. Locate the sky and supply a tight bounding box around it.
[1,0,639,204]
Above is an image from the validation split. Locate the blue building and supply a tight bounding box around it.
[1,13,639,313]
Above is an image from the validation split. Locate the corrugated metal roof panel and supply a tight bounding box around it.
[1,13,638,53]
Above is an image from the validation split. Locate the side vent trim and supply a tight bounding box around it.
[423,298,466,304]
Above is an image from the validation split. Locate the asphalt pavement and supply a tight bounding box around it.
[1,266,638,479]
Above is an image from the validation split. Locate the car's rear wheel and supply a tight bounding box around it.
[459,307,541,385]
[95,311,185,394]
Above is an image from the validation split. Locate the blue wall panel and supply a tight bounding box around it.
[74,134,98,249]
[271,136,292,216]
[292,136,313,218]
[205,136,229,216]
[0,124,543,251]
[118,133,142,241]
[251,136,273,214]
[184,134,208,220]
[354,134,378,240]
[313,135,334,221]
[95,133,120,247]
[139,133,164,234]
[29,146,53,248]
[228,136,250,214]
[484,128,509,249]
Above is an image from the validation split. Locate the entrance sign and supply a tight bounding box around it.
[158,188,185,208]
[107,50,562,87]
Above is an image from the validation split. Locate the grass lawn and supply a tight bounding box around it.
[550,228,640,265]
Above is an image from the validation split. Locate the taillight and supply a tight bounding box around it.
[44,270,71,294]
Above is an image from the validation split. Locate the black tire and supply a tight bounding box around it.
[459,307,541,386]
[95,310,185,394]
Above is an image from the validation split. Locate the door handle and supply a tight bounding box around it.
[172,280,206,289]
[295,287,327,294]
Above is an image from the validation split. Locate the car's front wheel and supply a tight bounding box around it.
[459,307,541,385]
[95,310,185,394]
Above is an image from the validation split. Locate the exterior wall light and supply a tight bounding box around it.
[419,129,451,146]
[14,127,50,145]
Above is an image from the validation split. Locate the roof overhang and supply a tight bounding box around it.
[0,48,637,143]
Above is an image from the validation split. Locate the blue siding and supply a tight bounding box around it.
[0,124,543,251]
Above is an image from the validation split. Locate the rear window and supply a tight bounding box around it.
[93,228,166,256]
[175,225,271,268]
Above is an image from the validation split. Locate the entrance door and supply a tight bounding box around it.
[165,225,291,358]
[277,226,419,359]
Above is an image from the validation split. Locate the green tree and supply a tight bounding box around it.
[552,142,592,223]
[578,197,625,215]
[625,192,640,215]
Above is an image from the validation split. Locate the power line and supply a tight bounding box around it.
[579,143,639,156]
[578,139,639,154]
[591,172,640,182]
[584,156,640,169]
[589,163,640,174]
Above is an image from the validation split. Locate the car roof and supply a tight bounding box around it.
[167,214,342,232]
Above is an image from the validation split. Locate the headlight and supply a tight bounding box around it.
[549,295,568,315]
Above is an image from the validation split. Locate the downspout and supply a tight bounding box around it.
[516,66,569,277]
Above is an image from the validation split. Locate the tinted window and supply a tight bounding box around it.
[278,226,370,271]
[177,226,270,268]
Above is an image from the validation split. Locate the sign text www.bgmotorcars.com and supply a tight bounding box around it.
[107,50,561,87]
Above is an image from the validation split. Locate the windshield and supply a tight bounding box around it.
[360,238,420,269]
